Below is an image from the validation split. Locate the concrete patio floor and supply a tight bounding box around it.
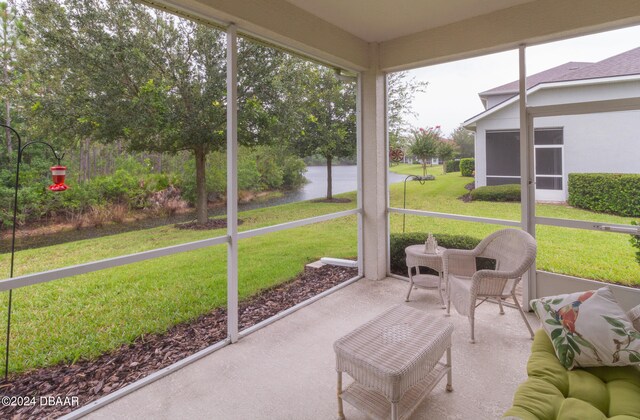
[86,277,540,420]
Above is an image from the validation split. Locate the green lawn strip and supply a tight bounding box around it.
[0,191,356,277]
[0,216,357,374]
[388,165,639,285]
[387,163,444,176]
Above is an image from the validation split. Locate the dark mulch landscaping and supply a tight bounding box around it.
[0,264,357,420]
[175,218,244,230]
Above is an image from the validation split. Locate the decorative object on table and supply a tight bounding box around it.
[404,244,446,307]
[444,228,536,343]
[334,305,453,420]
[530,286,640,369]
[424,233,438,254]
[2,123,67,380]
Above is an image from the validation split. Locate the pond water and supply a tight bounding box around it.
[235,165,407,211]
[3,165,407,252]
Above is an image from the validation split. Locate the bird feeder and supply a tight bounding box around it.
[49,165,68,192]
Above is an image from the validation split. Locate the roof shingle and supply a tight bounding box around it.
[480,46,640,97]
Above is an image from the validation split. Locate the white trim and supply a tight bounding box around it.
[0,235,228,292]
[226,24,239,343]
[356,73,364,277]
[465,76,640,127]
[237,209,360,240]
[533,74,640,92]
[385,73,392,279]
[388,207,521,227]
[486,175,521,179]
[59,338,231,420]
[520,45,536,309]
[320,258,358,268]
[528,97,640,118]
[536,216,640,234]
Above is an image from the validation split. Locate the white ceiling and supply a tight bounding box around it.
[284,0,536,42]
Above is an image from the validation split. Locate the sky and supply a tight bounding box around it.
[407,24,640,135]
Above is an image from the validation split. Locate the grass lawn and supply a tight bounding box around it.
[0,196,357,374]
[389,164,640,285]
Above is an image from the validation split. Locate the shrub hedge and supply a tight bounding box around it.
[390,232,491,275]
[470,184,521,202]
[568,173,640,217]
[631,221,640,265]
[445,160,460,173]
[460,158,475,177]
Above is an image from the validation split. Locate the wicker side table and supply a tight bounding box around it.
[334,305,454,420]
[405,245,447,308]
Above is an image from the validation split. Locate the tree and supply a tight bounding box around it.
[410,127,441,177]
[0,0,25,156]
[25,0,285,225]
[387,72,428,149]
[436,139,458,174]
[451,125,474,158]
[290,65,356,200]
[123,17,228,225]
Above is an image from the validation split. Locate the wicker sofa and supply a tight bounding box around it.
[504,329,640,419]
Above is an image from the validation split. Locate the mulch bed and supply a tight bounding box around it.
[175,218,244,230]
[0,265,357,420]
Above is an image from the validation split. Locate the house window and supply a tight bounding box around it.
[486,130,520,185]
[486,129,564,190]
[534,128,564,192]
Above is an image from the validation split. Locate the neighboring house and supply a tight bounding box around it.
[464,47,640,202]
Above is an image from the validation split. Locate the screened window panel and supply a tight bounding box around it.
[486,177,520,186]
[536,177,563,190]
[486,131,520,176]
[536,148,562,175]
[534,129,563,145]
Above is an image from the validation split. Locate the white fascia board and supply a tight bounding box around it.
[379,0,640,72]
[144,0,369,72]
[463,74,640,127]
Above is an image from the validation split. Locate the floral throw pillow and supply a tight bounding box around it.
[628,304,640,332]
[531,287,640,369]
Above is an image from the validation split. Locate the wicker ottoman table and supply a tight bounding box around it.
[334,305,454,420]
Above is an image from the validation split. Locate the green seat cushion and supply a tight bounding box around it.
[557,398,608,420]
[505,330,640,419]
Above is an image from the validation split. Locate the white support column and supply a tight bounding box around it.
[519,45,536,309]
[226,25,239,342]
[356,74,364,278]
[360,43,388,280]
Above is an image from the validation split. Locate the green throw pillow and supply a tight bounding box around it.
[531,287,640,369]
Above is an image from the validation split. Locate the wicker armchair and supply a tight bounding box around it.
[443,228,536,343]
